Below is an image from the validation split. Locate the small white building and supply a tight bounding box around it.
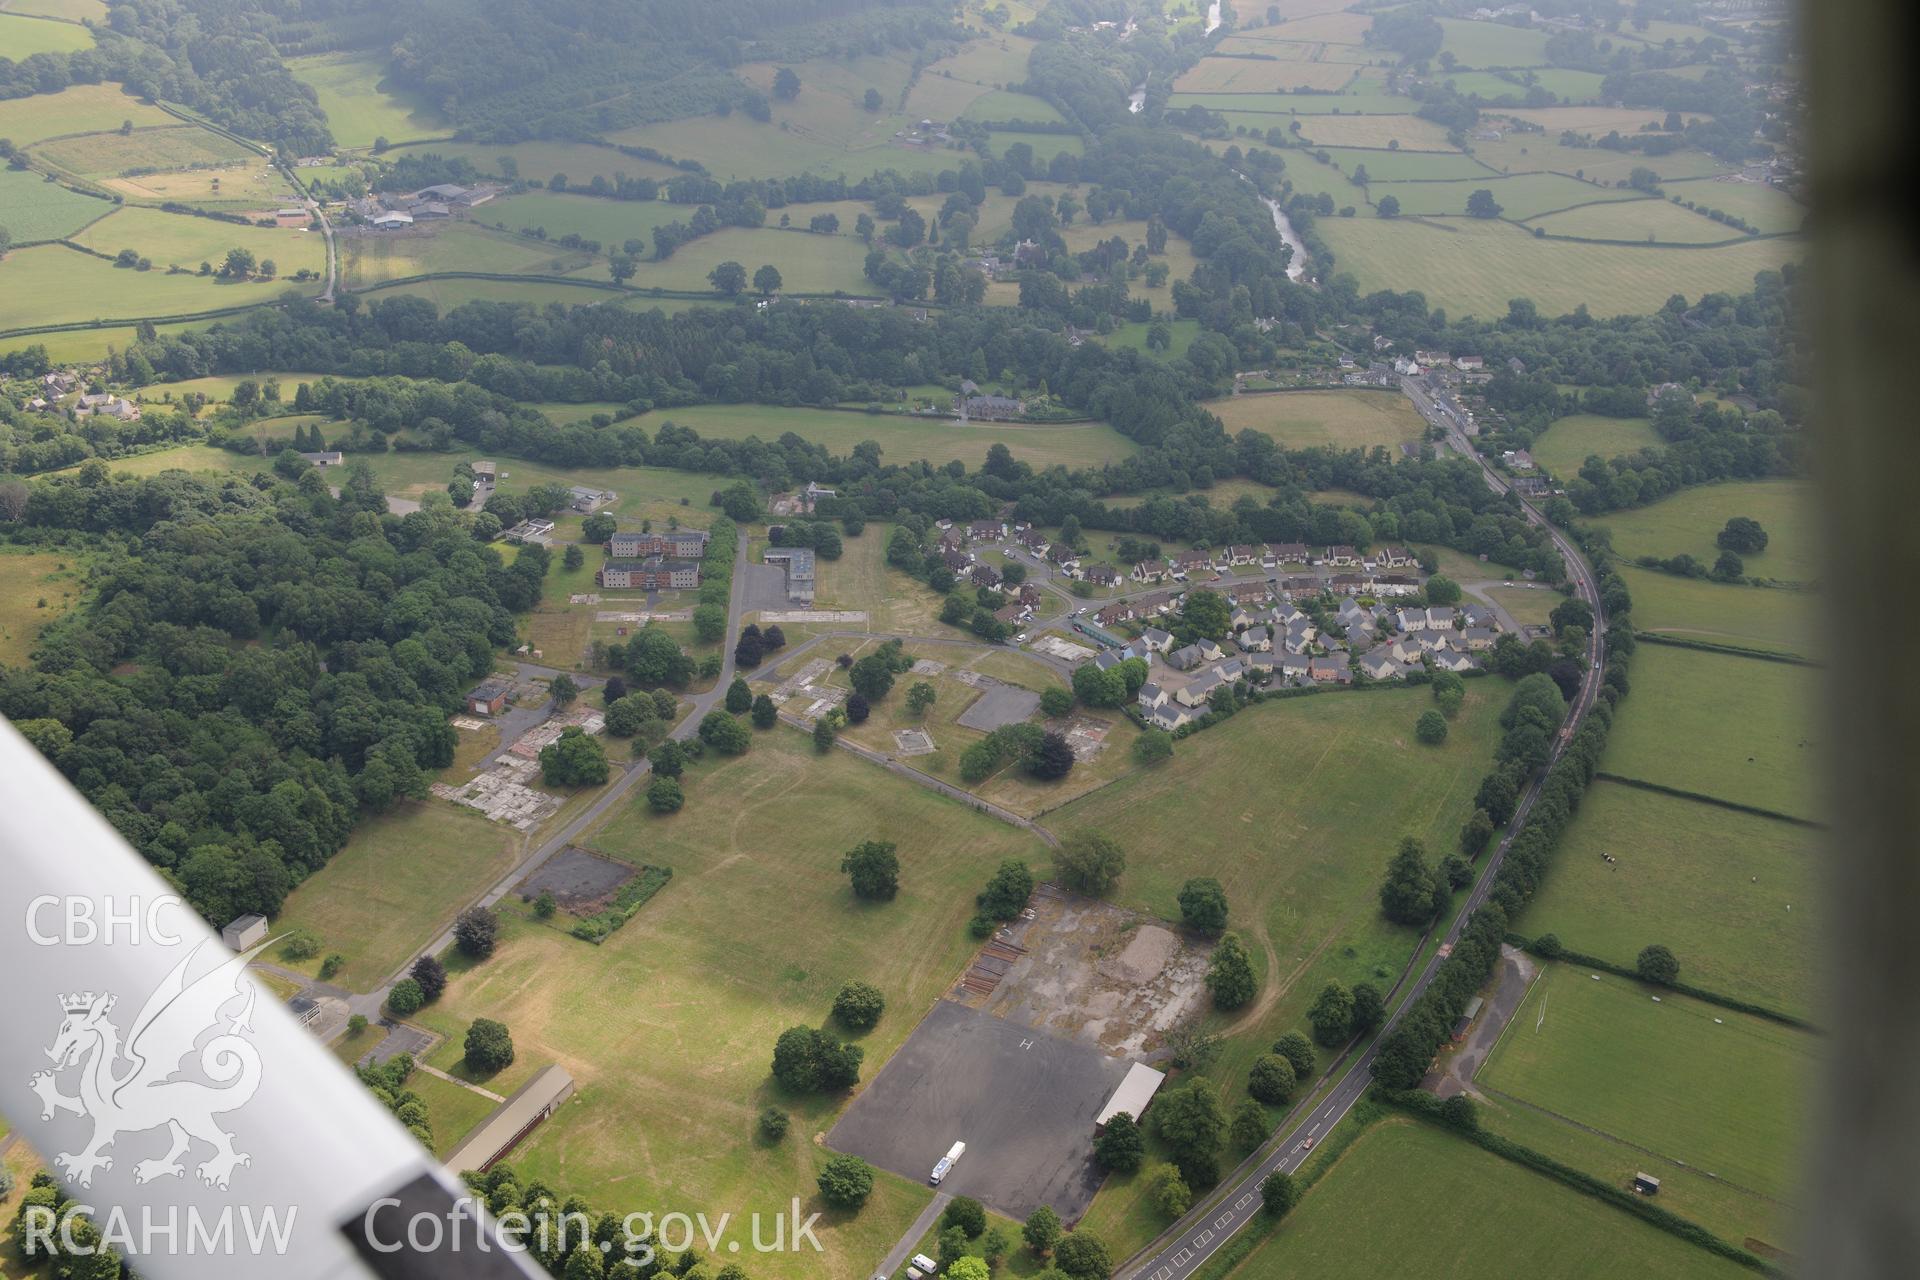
[221,913,268,952]
[1096,1062,1167,1130]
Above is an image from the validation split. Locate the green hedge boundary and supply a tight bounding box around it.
[1633,631,1817,666]
[569,865,672,942]
[1505,932,1819,1031]
[1376,1090,1778,1275]
[1592,771,1825,829]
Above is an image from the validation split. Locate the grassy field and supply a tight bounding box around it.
[481,190,732,246]
[1666,178,1809,234]
[606,114,933,183]
[1290,113,1460,150]
[0,318,208,363]
[338,223,590,287]
[1174,56,1360,94]
[1316,216,1802,319]
[0,83,172,147]
[1055,684,1506,1183]
[613,226,877,295]
[1231,1118,1749,1279]
[1601,644,1818,820]
[286,52,450,149]
[407,730,1050,1280]
[103,157,299,210]
[1482,963,1816,1197]
[363,276,633,310]
[0,549,86,666]
[1519,780,1819,1016]
[645,402,1138,469]
[1207,389,1425,451]
[3,0,108,17]
[35,125,256,177]
[0,244,310,330]
[1442,68,1607,101]
[1476,582,1559,627]
[958,89,1066,123]
[1530,413,1662,475]
[406,1071,504,1160]
[1362,174,1645,220]
[1317,146,1496,182]
[1471,134,1734,184]
[1594,479,1816,582]
[1614,565,1812,657]
[384,140,680,187]
[1438,17,1552,66]
[0,167,113,241]
[1169,90,1416,116]
[269,801,523,989]
[72,204,326,277]
[1527,196,1754,244]
[0,11,92,54]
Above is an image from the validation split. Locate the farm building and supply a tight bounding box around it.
[1095,1062,1167,1130]
[443,1065,576,1177]
[568,486,617,512]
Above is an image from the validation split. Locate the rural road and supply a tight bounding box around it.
[1113,377,1607,1280]
[877,1191,952,1280]
[345,528,752,1018]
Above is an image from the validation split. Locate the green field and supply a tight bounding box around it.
[607,113,934,183]
[0,318,208,363]
[1614,565,1813,656]
[410,729,1050,1280]
[286,51,450,149]
[1316,216,1802,319]
[35,125,255,177]
[2,0,107,17]
[1530,413,1662,475]
[339,223,590,287]
[1528,196,1753,244]
[383,139,680,188]
[1289,113,1459,150]
[361,276,630,311]
[1441,68,1606,101]
[0,10,92,54]
[1056,684,1507,1251]
[0,549,87,667]
[611,226,876,295]
[1207,389,1426,451]
[1603,643,1816,819]
[0,167,112,241]
[0,82,173,146]
[0,243,310,330]
[1519,781,1818,1016]
[1168,90,1418,116]
[645,402,1137,469]
[1363,174,1644,220]
[1665,178,1809,234]
[1439,17,1553,66]
[1318,146,1497,182]
[1232,1119,1749,1280]
[270,800,524,989]
[1595,479,1816,582]
[71,203,326,277]
[1483,963,1815,1196]
[481,190,733,247]
[958,89,1067,123]
[103,157,298,211]
[1471,134,1735,184]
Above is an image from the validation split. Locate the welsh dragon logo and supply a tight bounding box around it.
[28,939,265,1191]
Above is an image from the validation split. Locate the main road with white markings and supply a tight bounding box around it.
[1116,374,1608,1279]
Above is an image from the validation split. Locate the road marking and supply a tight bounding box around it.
[1309,1123,1321,1136]
[1152,1269,1171,1280]
[1019,1038,1033,1050]
[1215,1212,1231,1228]
[1173,1249,1191,1265]
[1197,1229,1214,1245]
[1236,1194,1253,1209]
